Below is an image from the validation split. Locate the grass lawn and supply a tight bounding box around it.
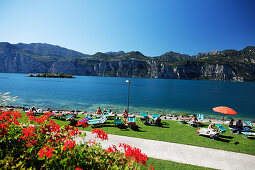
[18,112,255,156]
[146,158,214,170]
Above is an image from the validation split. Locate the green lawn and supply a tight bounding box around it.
[146,158,214,170]
[19,112,255,156]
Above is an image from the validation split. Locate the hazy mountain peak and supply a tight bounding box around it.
[15,43,89,58]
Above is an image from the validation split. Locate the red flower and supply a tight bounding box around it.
[105,145,119,153]
[76,120,89,128]
[38,145,55,158]
[119,143,148,165]
[75,167,83,170]
[63,140,76,151]
[149,165,155,170]
[19,126,38,147]
[92,129,108,140]
[70,128,82,136]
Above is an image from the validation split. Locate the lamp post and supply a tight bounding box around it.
[126,80,130,112]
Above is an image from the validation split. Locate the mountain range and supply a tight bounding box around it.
[0,42,255,81]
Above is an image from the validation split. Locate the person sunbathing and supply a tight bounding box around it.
[208,123,217,132]
[198,123,218,135]
[182,115,197,121]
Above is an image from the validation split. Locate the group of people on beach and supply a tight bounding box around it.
[95,107,111,115]
[95,107,162,126]
[229,119,251,133]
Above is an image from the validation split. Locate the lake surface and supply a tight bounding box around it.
[1,73,255,120]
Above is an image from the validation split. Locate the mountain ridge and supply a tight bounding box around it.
[0,42,255,81]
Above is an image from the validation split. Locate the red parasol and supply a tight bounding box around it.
[213,106,237,124]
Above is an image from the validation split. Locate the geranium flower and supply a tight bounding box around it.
[38,145,55,158]
[63,140,76,151]
[92,129,108,140]
[75,167,83,170]
[76,120,89,128]
[105,145,119,153]
[119,143,148,165]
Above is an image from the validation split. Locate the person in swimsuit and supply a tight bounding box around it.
[96,107,102,115]
[123,109,128,124]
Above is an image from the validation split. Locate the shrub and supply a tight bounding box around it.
[0,110,154,169]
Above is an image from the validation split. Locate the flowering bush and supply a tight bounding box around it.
[0,109,153,169]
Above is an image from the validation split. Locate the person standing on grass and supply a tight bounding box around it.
[123,109,128,124]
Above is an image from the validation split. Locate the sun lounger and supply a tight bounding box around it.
[188,121,201,127]
[188,114,204,127]
[215,124,227,133]
[88,116,108,125]
[140,113,147,117]
[89,114,108,121]
[244,121,253,129]
[128,117,136,125]
[114,119,122,127]
[229,126,251,134]
[104,112,114,117]
[241,132,255,139]
[197,114,204,121]
[140,113,148,123]
[152,114,159,118]
[128,117,139,130]
[197,128,220,140]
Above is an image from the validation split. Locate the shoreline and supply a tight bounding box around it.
[1,105,254,123]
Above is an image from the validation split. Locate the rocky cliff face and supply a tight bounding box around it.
[0,42,255,82]
[48,59,244,81]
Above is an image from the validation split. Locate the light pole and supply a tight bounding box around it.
[126,80,130,112]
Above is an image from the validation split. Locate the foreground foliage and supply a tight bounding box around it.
[0,110,153,169]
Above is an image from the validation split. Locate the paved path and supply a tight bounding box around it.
[75,131,255,170]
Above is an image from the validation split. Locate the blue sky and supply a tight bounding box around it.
[0,0,254,56]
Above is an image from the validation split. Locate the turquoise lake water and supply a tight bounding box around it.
[1,73,255,120]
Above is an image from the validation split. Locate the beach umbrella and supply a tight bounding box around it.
[213,106,237,124]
